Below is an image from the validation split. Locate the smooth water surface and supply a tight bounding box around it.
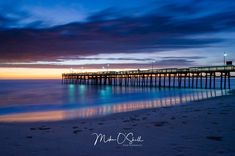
[0,79,233,122]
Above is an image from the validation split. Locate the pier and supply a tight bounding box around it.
[62,65,235,89]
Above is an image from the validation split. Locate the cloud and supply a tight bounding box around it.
[0,0,235,68]
[0,58,197,69]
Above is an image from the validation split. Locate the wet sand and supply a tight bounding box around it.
[0,93,234,156]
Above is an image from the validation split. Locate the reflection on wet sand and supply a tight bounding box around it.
[0,89,227,122]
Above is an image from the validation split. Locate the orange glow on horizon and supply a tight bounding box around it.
[0,67,137,79]
[0,68,65,79]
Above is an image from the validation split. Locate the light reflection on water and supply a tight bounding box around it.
[0,87,227,122]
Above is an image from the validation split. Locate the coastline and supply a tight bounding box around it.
[0,93,234,156]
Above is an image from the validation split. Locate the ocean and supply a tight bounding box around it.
[0,79,234,122]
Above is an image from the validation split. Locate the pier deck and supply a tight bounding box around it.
[62,65,235,89]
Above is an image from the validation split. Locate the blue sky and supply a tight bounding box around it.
[0,0,235,69]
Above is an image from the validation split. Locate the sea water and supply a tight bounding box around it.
[0,79,234,122]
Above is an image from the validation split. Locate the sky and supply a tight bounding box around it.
[0,0,235,79]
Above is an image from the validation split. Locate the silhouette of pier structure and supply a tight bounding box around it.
[62,65,235,89]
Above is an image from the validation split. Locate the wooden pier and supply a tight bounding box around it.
[62,65,235,89]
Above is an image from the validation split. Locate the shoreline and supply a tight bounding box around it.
[0,94,234,156]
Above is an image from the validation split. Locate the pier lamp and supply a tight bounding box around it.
[81,66,84,73]
[224,52,228,65]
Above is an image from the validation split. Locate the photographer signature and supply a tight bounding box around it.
[91,132,144,146]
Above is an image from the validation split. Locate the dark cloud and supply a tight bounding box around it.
[0,0,235,67]
[159,2,201,15]
[161,56,205,59]
[0,59,196,69]
[0,15,18,28]
[87,7,123,21]
[59,57,154,61]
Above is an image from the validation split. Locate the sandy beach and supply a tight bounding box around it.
[0,92,234,156]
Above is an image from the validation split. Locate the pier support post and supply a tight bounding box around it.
[209,72,212,89]
[168,74,171,87]
[184,73,187,88]
[173,73,176,88]
[224,72,227,89]
[188,73,191,88]
[220,72,223,89]
[159,74,161,87]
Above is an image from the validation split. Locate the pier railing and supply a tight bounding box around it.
[62,65,235,89]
